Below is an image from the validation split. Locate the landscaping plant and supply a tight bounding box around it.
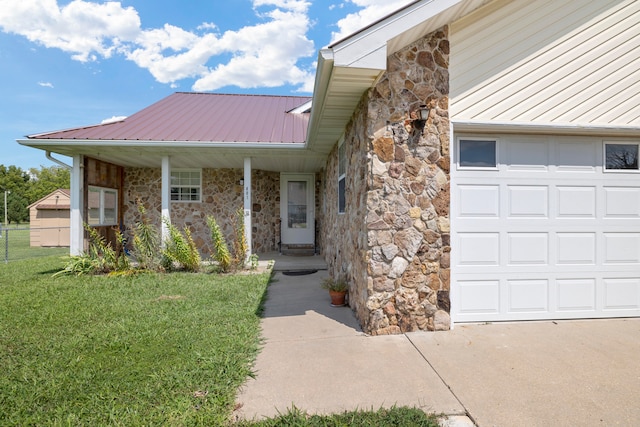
[161,218,201,272]
[207,214,232,272]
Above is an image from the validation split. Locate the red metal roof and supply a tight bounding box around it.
[29,93,312,144]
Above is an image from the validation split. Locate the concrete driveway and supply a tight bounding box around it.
[235,268,640,426]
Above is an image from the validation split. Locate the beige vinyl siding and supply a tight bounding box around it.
[450,0,640,126]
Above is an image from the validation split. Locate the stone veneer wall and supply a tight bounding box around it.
[323,27,451,334]
[122,168,280,255]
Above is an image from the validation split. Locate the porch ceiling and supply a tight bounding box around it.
[18,139,327,172]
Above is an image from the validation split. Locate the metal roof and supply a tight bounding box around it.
[29,92,311,143]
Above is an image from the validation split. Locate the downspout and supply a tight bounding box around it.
[46,151,72,169]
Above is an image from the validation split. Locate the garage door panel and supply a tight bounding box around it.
[556,233,596,264]
[458,185,500,217]
[508,185,548,217]
[506,138,549,171]
[556,278,597,312]
[556,186,596,218]
[604,187,640,217]
[457,281,501,314]
[555,140,598,171]
[603,278,640,310]
[508,233,548,265]
[507,279,549,313]
[458,233,500,265]
[604,233,640,263]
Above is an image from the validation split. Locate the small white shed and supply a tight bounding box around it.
[28,189,70,247]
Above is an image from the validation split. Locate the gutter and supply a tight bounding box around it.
[19,139,308,150]
[452,120,640,136]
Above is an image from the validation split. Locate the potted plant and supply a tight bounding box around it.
[321,277,348,307]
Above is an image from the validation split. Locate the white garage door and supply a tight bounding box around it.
[452,134,640,322]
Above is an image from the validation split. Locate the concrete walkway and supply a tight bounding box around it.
[235,266,640,426]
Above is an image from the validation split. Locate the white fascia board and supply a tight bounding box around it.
[17,138,307,150]
[453,120,640,137]
[305,50,335,150]
[331,0,464,69]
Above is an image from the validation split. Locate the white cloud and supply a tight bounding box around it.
[3,0,410,94]
[101,115,126,124]
[330,0,412,44]
[0,0,316,92]
[38,81,54,88]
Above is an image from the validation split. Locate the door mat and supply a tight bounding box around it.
[281,269,318,276]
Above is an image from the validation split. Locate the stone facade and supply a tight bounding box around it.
[322,27,451,334]
[122,168,280,255]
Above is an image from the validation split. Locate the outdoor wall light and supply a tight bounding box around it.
[413,104,430,128]
[239,178,244,186]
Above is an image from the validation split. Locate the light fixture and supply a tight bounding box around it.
[239,178,244,186]
[412,104,430,130]
[417,105,430,121]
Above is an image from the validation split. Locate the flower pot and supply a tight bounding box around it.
[329,290,347,307]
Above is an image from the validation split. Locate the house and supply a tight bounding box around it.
[19,0,640,334]
[27,189,70,247]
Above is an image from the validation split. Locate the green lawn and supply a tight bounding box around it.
[0,226,68,261]
[0,256,440,426]
[0,255,270,426]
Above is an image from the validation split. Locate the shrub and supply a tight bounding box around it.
[161,219,201,272]
[131,201,162,271]
[207,215,232,272]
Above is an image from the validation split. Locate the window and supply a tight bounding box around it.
[338,138,346,213]
[605,142,639,171]
[87,186,118,226]
[459,138,497,169]
[171,169,201,202]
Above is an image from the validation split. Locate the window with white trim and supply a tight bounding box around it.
[171,169,202,202]
[458,138,498,169]
[604,142,639,171]
[87,186,118,226]
[338,138,346,213]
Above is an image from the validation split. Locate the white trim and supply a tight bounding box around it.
[18,139,307,150]
[452,120,640,137]
[161,156,171,245]
[70,154,84,256]
[243,157,252,259]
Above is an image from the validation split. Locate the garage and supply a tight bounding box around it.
[451,134,640,322]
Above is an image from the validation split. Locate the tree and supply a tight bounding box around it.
[7,193,28,224]
[26,166,71,203]
[0,165,29,225]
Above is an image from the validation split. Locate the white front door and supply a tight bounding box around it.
[280,173,315,246]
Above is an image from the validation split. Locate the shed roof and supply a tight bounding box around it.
[29,92,311,144]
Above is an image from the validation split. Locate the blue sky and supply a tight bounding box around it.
[0,0,411,170]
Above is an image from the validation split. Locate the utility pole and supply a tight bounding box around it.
[4,190,9,226]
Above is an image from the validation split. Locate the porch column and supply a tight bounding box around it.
[243,157,252,258]
[70,154,84,256]
[161,156,171,245]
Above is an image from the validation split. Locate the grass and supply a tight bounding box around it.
[0,255,270,426]
[236,406,441,426]
[0,255,441,426]
[0,226,68,261]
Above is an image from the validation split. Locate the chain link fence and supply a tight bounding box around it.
[0,226,69,263]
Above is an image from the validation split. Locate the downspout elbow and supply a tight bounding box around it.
[46,151,72,169]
